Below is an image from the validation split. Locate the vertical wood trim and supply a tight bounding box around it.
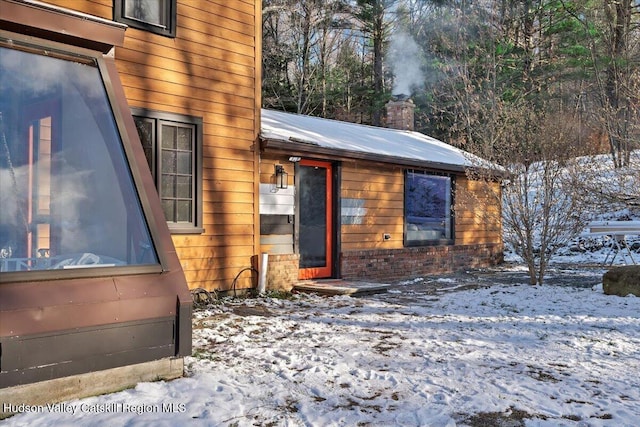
[333,163,342,278]
[253,0,263,269]
[325,163,333,274]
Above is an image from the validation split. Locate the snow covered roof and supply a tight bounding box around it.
[261,109,484,173]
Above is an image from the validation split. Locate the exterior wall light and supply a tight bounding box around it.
[275,164,288,189]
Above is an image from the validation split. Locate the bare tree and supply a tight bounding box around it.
[465,104,595,285]
[425,0,599,284]
[262,0,352,114]
[600,0,639,167]
[355,0,397,125]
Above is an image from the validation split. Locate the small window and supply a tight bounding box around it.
[404,171,454,246]
[114,0,176,38]
[132,110,203,233]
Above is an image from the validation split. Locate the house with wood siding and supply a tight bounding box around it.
[116,0,262,294]
[0,0,503,410]
[0,0,261,411]
[259,103,503,290]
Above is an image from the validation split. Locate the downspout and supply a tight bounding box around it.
[258,253,268,294]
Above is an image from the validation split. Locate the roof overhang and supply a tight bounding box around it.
[0,0,126,53]
[260,109,506,179]
[261,137,470,174]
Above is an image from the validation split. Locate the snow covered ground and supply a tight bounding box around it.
[0,118,636,427]
[2,257,639,426]
[3,151,639,426]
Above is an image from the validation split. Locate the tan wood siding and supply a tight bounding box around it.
[46,0,260,292]
[341,163,502,250]
[341,162,405,250]
[454,177,503,245]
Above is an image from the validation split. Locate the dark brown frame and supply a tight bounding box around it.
[131,108,204,234]
[114,0,177,38]
[0,0,191,389]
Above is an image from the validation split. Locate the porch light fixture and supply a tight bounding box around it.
[275,164,288,189]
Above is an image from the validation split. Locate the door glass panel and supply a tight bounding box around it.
[162,199,175,220]
[162,150,176,172]
[177,127,192,151]
[176,200,191,222]
[176,176,191,198]
[299,165,327,268]
[177,151,191,174]
[161,125,176,148]
[161,174,176,197]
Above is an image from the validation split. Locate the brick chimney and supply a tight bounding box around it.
[385,95,415,131]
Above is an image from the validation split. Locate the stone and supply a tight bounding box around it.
[602,265,640,297]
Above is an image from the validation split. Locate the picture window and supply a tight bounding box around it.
[404,171,454,246]
[0,41,159,272]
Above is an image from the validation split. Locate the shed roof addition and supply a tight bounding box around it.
[261,109,484,173]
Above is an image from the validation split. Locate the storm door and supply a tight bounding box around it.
[297,160,333,279]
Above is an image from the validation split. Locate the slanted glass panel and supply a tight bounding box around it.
[405,172,453,245]
[0,44,159,272]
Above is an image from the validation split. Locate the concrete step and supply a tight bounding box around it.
[293,279,390,296]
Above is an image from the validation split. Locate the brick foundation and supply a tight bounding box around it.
[264,244,503,287]
[340,243,503,282]
[265,253,300,291]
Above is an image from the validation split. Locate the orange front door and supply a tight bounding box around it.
[298,160,333,280]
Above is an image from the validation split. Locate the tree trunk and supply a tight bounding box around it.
[297,4,312,114]
[372,1,385,126]
[604,0,633,168]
